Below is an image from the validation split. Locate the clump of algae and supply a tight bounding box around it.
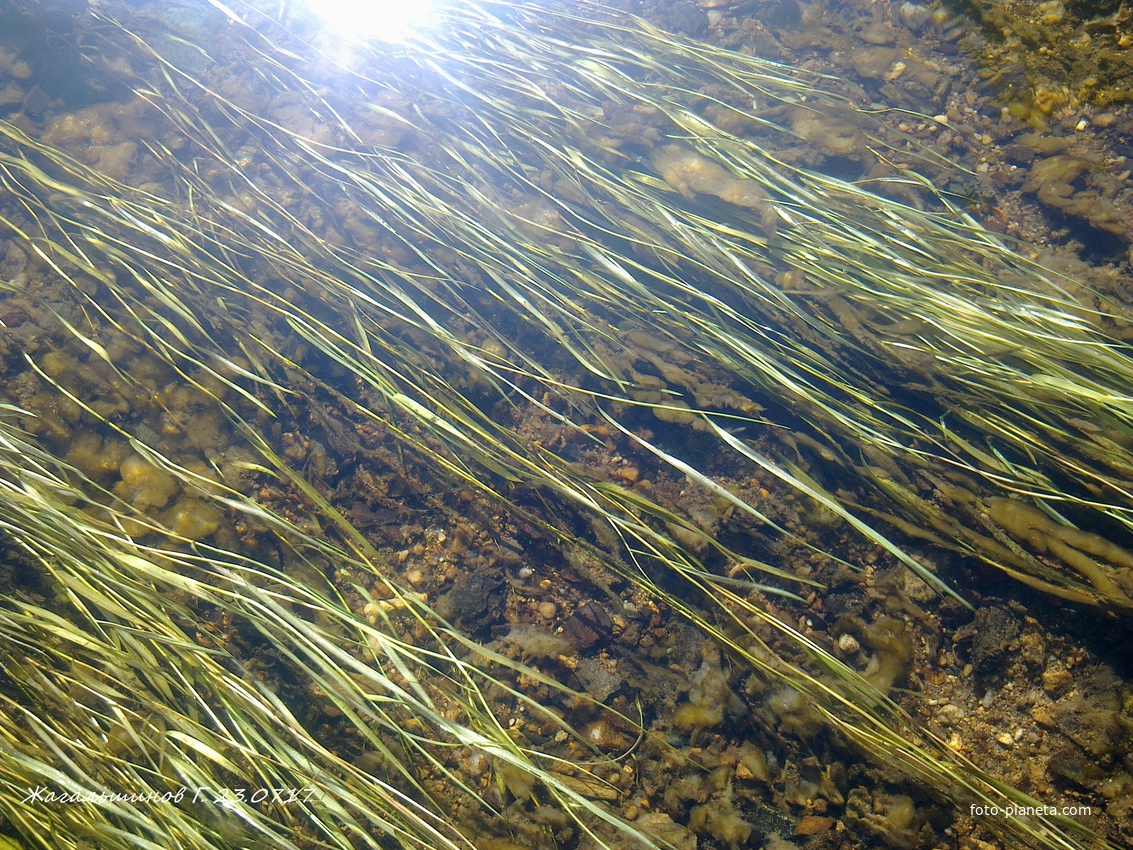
[950,0,1133,124]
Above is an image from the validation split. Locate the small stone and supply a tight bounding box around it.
[996,731,1015,747]
[574,657,623,702]
[633,812,696,850]
[1042,664,1073,694]
[969,606,1020,680]
[795,815,835,836]
[935,703,965,726]
[562,601,614,651]
[884,61,907,81]
[837,633,860,654]
[899,2,931,32]
[537,601,557,619]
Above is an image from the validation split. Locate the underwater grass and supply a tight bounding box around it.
[0,0,1129,848]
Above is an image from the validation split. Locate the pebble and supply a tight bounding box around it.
[1042,665,1073,694]
[884,61,907,81]
[837,633,860,654]
[935,703,965,726]
[796,815,836,835]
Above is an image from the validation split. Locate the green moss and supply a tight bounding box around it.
[688,787,754,849]
[835,615,913,697]
[673,663,734,729]
[953,0,1133,120]
[114,453,178,510]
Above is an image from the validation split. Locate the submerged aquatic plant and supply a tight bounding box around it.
[0,1,1129,849]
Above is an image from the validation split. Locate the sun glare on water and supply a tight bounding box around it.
[299,0,438,44]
